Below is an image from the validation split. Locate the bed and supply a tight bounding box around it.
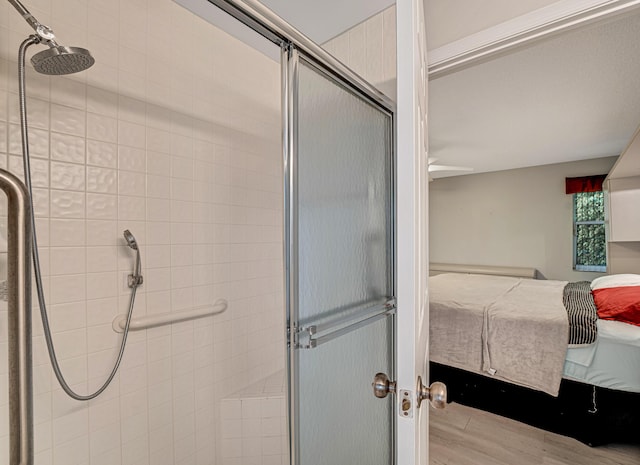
[428,265,640,446]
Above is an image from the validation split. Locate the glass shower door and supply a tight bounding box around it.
[284,47,395,465]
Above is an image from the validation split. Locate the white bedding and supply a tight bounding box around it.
[564,319,640,393]
[429,273,569,396]
[429,272,640,396]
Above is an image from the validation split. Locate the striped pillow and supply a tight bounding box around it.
[563,281,598,346]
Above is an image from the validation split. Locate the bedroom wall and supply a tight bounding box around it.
[609,242,640,274]
[429,156,618,282]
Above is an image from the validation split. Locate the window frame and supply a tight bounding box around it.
[572,191,607,272]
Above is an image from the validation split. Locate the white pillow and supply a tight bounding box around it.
[591,274,640,291]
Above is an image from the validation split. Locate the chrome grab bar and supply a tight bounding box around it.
[295,299,396,349]
[1,168,33,465]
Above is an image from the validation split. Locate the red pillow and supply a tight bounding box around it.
[592,286,640,327]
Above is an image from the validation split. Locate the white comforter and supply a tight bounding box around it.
[429,273,569,396]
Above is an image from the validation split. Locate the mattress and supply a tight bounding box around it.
[429,272,640,396]
[429,273,569,396]
[564,319,640,393]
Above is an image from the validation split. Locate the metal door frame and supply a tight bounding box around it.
[283,44,396,465]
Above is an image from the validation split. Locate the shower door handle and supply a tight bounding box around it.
[372,372,396,398]
[295,300,395,349]
[1,168,34,465]
[372,373,414,417]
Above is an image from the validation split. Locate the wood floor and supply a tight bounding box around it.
[429,403,640,465]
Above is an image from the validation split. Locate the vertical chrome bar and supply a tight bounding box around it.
[389,104,397,465]
[2,168,33,465]
[283,44,300,465]
[282,43,292,465]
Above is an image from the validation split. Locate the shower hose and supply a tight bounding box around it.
[17,36,139,401]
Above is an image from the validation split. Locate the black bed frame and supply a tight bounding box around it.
[430,361,640,447]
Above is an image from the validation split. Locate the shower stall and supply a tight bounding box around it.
[0,0,407,464]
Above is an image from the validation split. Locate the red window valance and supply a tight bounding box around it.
[565,175,607,194]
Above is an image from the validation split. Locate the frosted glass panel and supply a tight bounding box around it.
[297,60,392,325]
[291,57,394,465]
[298,316,393,465]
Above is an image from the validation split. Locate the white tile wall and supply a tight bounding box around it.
[0,0,285,463]
[220,371,286,465]
[323,5,397,99]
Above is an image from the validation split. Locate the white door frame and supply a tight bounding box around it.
[396,0,430,464]
[428,0,640,78]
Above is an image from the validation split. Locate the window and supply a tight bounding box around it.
[573,191,606,272]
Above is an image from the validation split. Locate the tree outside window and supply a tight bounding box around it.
[573,191,606,272]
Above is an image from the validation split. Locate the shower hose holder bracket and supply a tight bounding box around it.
[127,274,143,288]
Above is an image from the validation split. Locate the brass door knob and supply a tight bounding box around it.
[416,376,447,409]
[372,372,396,399]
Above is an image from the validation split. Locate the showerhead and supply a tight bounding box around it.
[9,0,95,75]
[123,230,138,250]
[31,45,94,75]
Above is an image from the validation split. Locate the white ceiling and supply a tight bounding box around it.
[425,0,560,49]
[178,0,640,180]
[259,0,564,49]
[428,10,640,177]
[253,0,640,179]
[259,0,394,43]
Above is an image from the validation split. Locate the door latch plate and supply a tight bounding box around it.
[399,389,413,418]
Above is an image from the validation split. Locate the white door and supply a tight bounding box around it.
[396,0,432,464]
